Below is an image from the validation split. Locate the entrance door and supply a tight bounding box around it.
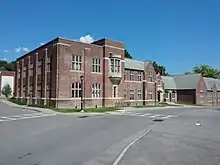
[157,92,160,102]
[169,93,172,102]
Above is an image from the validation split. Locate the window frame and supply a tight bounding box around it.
[138,89,142,100]
[72,55,82,71]
[148,90,153,100]
[71,82,81,98]
[130,90,134,100]
[129,70,134,81]
[110,58,120,73]
[92,83,101,98]
[148,71,153,82]
[92,57,101,73]
[137,71,142,81]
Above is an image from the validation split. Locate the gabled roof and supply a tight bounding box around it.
[124,58,146,70]
[203,77,215,91]
[162,76,176,90]
[162,74,201,90]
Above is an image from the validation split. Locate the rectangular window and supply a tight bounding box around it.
[138,90,142,100]
[130,70,134,81]
[110,58,120,73]
[148,71,153,82]
[137,71,142,81]
[72,82,81,98]
[130,90,134,100]
[92,58,101,72]
[92,83,101,98]
[148,90,153,100]
[113,86,117,97]
[72,55,82,71]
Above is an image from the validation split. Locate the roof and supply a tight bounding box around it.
[162,76,176,89]
[124,58,145,70]
[203,77,215,91]
[162,74,201,90]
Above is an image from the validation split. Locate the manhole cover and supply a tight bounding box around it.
[153,119,164,122]
[78,116,89,118]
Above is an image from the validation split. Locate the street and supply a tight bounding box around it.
[0,102,220,165]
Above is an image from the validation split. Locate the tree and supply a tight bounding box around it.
[0,60,15,71]
[184,72,193,75]
[124,49,132,59]
[2,83,12,98]
[192,64,220,78]
[152,61,168,76]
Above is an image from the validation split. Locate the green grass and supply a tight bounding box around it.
[52,107,120,113]
[132,104,167,108]
[9,98,26,105]
[177,101,205,106]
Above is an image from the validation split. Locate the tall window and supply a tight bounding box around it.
[138,90,142,100]
[72,55,82,71]
[92,83,101,98]
[113,86,117,97]
[130,90,134,100]
[130,70,134,81]
[148,90,153,100]
[200,90,205,104]
[92,57,101,72]
[138,71,142,81]
[110,58,120,73]
[148,71,153,82]
[72,82,81,98]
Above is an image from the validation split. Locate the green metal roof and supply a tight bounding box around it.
[124,58,149,70]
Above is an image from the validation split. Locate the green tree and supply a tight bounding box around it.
[192,64,220,78]
[2,83,12,98]
[0,60,15,71]
[152,61,168,76]
[124,49,132,59]
[184,72,192,75]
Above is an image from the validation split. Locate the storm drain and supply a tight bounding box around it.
[153,119,164,122]
[78,115,90,118]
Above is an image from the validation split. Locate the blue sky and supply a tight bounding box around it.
[1,0,220,74]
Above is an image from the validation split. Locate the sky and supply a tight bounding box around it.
[0,0,220,74]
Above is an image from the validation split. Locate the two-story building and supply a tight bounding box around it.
[14,37,158,108]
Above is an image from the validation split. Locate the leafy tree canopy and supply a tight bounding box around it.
[152,61,168,76]
[186,64,220,78]
[0,60,15,71]
[2,83,12,98]
[124,49,132,59]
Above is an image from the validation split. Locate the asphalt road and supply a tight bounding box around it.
[0,103,219,165]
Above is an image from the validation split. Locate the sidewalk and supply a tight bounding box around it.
[0,99,109,116]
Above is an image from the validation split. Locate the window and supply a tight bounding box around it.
[72,55,82,71]
[110,58,120,73]
[113,86,117,97]
[148,90,153,100]
[148,71,153,82]
[92,83,101,98]
[138,71,142,81]
[72,82,81,98]
[124,71,126,80]
[130,90,134,100]
[92,57,101,72]
[138,90,142,100]
[130,70,134,81]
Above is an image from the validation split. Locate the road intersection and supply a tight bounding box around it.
[0,101,219,165]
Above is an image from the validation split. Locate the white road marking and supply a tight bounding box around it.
[0,113,56,123]
[112,127,152,165]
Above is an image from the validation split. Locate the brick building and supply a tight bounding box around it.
[162,74,220,106]
[14,37,158,108]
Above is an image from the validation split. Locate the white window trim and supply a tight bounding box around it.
[130,70,134,81]
[72,82,81,98]
[129,89,135,100]
[92,57,101,73]
[92,83,101,98]
[72,55,82,71]
[110,58,121,73]
[112,85,118,98]
[138,71,142,81]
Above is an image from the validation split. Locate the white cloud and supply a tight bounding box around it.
[1,57,7,61]
[3,50,9,53]
[22,47,30,53]
[15,47,30,53]
[79,35,94,44]
[40,42,45,45]
[15,47,21,52]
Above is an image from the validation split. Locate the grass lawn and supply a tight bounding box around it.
[9,98,26,105]
[52,107,120,113]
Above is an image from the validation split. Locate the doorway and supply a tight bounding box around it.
[157,91,161,102]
